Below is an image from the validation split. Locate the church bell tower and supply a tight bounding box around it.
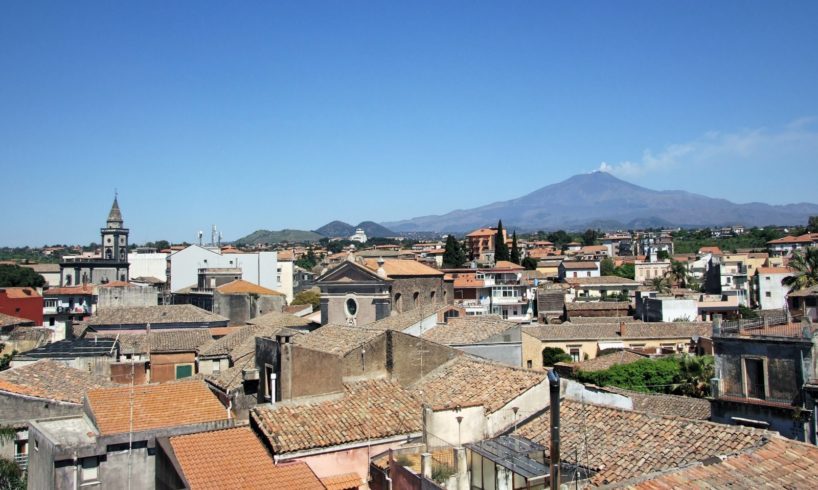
[101,195,129,263]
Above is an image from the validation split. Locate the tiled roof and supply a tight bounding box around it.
[466,228,496,237]
[756,266,794,275]
[215,279,285,296]
[421,316,517,345]
[565,301,630,311]
[596,386,711,420]
[44,284,96,296]
[626,437,818,489]
[566,276,639,286]
[0,312,34,328]
[87,305,229,327]
[411,356,545,413]
[292,324,382,356]
[567,316,639,324]
[251,378,422,454]
[321,472,364,490]
[517,399,770,486]
[570,349,647,372]
[0,287,41,298]
[537,290,566,313]
[86,380,228,435]
[453,274,485,288]
[205,356,255,392]
[169,427,325,490]
[698,246,723,255]
[0,359,114,404]
[362,304,448,332]
[560,261,598,270]
[98,330,214,354]
[522,322,709,341]
[248,310,314,329]
[362,258,443,277]
[493,260,524,270]
[198,325,257,358]
[6,326,51,342]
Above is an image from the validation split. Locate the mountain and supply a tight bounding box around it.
[381,172,818,232]
[314,220,395,238]
[234,229,323,245]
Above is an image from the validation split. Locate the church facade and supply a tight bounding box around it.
[59,197,131,286]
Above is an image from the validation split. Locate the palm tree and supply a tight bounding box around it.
[665,260,690,288]
[782,247,818,293]
[650,276,671,294]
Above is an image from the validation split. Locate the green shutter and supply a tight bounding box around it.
[175,364,193,379]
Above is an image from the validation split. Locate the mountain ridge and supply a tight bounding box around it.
[381,172,818,232]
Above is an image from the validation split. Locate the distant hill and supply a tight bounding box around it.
[314,220,395,238]
[314,221,355,238]
[381,172,818,232]
[234,229,323,245]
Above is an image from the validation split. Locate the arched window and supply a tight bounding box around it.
[105,249,112,259]
[430,291,436,303]
[394,293,402,313]
[413,291,420,306]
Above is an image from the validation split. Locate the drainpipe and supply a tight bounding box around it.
[548,369,561,490]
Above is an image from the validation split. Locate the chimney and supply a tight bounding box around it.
[269,372,277,406]
[619,321,627,337]
[548,369,561,490]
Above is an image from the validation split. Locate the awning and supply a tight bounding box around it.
[598,341,625,350]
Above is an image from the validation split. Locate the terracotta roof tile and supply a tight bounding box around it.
[362,258,443,277]
[0,287,41,298]
[756,266,794,275]
[626,437,818,489]
[248,310,314,329]
[87,305,228,327]
[86,380,228,435]
[215,279,284,296]
[0,312,34,328]
[321,472,363,490]
[0,359,114,404]
[169,427,325,490]
[362,304,448,332]
[251,378,422,454]
[421,316,517,345]
[292,325,383,356]
[95,330,214,354]
[518,399,770,486]
[597,386,712,420]
[44,284,96,296]
[560,261,598,270]
[411,356,545,413]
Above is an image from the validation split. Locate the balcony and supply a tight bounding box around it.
[14,453,27,471]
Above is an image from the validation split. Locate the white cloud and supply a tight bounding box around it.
[598,119,818,177]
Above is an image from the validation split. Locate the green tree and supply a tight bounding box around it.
[522,257,538,270]
[547,230,572,249]
[671,355,714,398]
[657,250,670,261]
[0,445,25,490]
[542,347,572,367]
[649,276,671,293]
[738,305,758,319]
[600,257,616,276]
[665,260,690,288]
[510,232,521,265]
[807,216,818,233]
[0,264,45,288]
[291,289,321,311]
[581,229,599,246]
[295,247,318,270]
[614,262,635,280]
[782,247,818,293]
[443,235,466,268]
[494,220,510,262]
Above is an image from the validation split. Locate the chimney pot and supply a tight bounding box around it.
[620,321,626,337]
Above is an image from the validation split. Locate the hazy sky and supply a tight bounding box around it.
[2,1,817,246]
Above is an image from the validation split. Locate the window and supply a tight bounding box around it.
[175,364,193,379]
[569,348,581,362]
[345,298,358,317]
[527,360,533,369]
[744,358,766,399]
[394,293,402,313]
[765,291,771,297]
[49,317,55,327]
[81,456,99,482]
[765,276,770,281]
[413,292,420,306]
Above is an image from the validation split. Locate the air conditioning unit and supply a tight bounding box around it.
[56,306,64,313]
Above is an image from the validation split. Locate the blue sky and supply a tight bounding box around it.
[1,1,817,246]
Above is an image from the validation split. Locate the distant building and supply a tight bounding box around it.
[754,267,794,310]
[466,227,507,264]
[349,227,368,243]
[59,197,130,286]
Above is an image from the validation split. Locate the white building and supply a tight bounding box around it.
[167,246,285,298]
[349,228,368,243]
[642,297,698,322]
[128,252,169,282]
[756,267,793,310]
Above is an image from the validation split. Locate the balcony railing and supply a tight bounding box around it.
[14,453,27,471]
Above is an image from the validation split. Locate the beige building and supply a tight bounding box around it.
[521,321,710,368]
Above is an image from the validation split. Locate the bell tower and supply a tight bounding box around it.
[101,194,129,263]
